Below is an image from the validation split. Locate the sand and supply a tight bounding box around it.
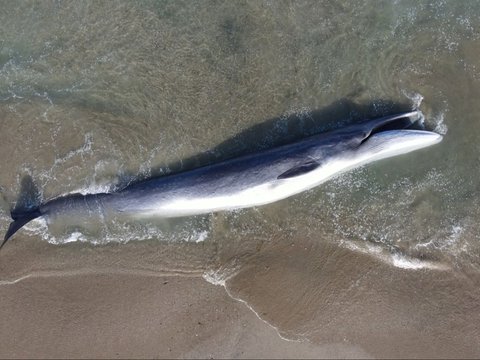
[0,271,369,359]
[1,235,479,359]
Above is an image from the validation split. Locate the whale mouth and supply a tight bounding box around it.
[359,110,428,145]
[370,110,425,134]
[357,111,443,157]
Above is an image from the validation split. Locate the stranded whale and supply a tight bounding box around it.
[2,110,442,247]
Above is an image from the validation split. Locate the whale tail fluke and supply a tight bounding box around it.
[2,208,42,249]
[2,174,43,250]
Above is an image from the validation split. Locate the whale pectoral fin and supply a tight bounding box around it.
[277,160,320,179]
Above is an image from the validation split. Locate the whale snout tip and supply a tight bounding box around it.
[406,130,444,149]
[426,131,443,145]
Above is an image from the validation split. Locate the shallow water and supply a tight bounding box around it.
[1,1,480,356]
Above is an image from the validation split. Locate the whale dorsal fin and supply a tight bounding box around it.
[277,160,320,179]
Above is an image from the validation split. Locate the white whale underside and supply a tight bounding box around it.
[136,160,348,217]
[133,175,314,218]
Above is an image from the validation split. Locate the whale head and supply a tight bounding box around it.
[354,128,442,163]
[350,110,443,163]
[301,110,443,179]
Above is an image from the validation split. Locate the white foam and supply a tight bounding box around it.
[25,213,212,246]
[22,217,51,241]
[64,231,86,243]
[192,230,208,243]
[446,225,464,245]
[391,253,430,270]
[400,91,449,134]
[203,267,238,287]
[76,183,112,196]
[340,239,449,271]
[433,112,448,135]
[202,272,226,287]
[402,91,424,109]
[53,133,93,168]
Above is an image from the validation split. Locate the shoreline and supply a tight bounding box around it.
[0,270,371,359]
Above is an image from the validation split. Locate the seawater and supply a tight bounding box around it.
[1,1,480,350]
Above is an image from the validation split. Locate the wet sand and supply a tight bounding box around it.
[1,236,479,359]
[224,239,480,359]
[0,251,369,359]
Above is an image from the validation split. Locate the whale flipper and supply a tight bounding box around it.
[277,160,320,179]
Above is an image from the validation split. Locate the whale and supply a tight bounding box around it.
[2,110,442,247]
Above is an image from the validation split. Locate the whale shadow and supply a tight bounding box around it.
[142,98,415,181]
[10,175,42,214]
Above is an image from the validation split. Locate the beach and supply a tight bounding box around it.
[1,1,480,358]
